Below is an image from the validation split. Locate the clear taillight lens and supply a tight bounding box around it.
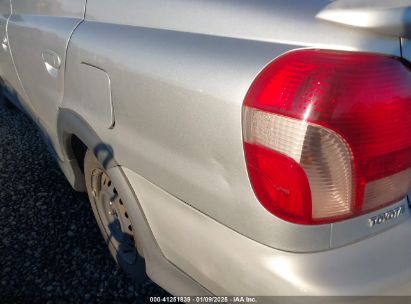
[243,49,411,224]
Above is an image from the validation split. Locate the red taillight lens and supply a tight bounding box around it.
[244,143,312,223]
[243,49,411,224]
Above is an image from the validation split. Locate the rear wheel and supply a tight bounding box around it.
[84,150,146,281]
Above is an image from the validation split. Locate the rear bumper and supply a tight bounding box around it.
[123,167,411,296]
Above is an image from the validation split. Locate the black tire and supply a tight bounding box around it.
[84,149,147,282]
[2,95,15,109]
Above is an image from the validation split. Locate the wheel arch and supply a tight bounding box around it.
[57,108,118,192]
[56,107,209,295]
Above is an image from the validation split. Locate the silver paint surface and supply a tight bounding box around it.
[0,0,410,295]
[7,0,86,159]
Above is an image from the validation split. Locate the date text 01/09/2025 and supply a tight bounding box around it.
[149,296,258,303]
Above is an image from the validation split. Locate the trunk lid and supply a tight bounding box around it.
[317,0,411,38]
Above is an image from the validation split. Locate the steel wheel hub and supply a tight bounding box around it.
[91,169,137,264]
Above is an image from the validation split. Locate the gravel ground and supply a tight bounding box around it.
[0,96,169,303]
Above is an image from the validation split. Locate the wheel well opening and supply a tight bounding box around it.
[70,135,87,174]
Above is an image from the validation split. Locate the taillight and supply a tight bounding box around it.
[243,49,411,224]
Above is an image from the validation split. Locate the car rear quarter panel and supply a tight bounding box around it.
[61,0,403,252]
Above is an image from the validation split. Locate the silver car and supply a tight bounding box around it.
[1,0,411,297]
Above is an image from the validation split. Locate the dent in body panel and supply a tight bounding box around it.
[122,167,411,296]
[122,167,312,296]
[61,0,402,253]
[62,20,332,252]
